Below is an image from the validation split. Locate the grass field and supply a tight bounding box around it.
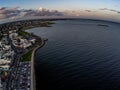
[21,50,33,62]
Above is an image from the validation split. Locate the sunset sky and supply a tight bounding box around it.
[0,0,120,22]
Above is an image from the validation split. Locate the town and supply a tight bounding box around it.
[0,19,54,90]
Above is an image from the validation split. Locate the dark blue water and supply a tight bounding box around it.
[27,20,120,90]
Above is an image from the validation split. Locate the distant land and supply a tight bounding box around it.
[0,17,120,25]
[97,24,109,27]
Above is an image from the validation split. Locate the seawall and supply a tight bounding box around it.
[31,38,45,90]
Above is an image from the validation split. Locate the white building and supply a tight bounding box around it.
[0,78,3,89]
[9,33,18,39]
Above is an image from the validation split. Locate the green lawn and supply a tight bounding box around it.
[21,50,33,62]
[18,30,30,37]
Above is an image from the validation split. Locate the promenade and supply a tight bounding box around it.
[31,38,45,90]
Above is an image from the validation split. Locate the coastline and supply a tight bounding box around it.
[31,37,45,90]
[0,18,120,25]
[0,19,53,90]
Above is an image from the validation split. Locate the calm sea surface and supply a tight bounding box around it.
[27,20,120,90]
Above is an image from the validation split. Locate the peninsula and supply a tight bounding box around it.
[0,19,54,90]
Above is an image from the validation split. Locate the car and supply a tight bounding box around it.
[27,88,30,90]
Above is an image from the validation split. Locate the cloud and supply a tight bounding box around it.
[0,7,21,19]
[0,7,63,19]
[84,10,98,13]
[85,10,92,12]
[99,8,120,14]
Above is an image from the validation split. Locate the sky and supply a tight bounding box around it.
[0,0,120,10]
[0,0,120,22]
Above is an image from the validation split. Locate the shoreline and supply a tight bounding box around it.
[0,18,120,25]
[31,37,46,90]
[0,19,52,90]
